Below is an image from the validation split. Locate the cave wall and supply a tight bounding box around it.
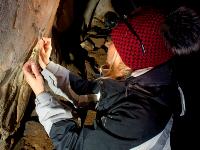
[0,0,60,149]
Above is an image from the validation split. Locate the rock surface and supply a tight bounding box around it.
[13,121,54,150]
[0,0,60,149]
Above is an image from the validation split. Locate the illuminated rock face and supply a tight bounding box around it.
[0,0,60,149]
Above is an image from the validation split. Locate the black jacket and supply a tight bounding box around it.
[48,61,181,150]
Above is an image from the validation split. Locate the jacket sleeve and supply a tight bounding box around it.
[42,61,100,105]
[41,61,75,104]
[35,92,73,135]
[35,92,80,150]
[45,61,70,91]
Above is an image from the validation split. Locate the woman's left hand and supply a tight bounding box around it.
[23,60,45,96]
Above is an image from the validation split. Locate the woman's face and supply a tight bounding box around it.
[100,41,131,78]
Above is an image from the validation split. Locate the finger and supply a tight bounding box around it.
[23,61,36,83]
[39,47,46,55]
[38,55,44,69]
[39,50,45,61]
[39,48,45,60]
[44,41,51,50]
[31,62,41,77]
[43,38,52,51]
[23,60,33,74]
[42,37,51,44]
[39,54,42,62]
[37,38,45,46]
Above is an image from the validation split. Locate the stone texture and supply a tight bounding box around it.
[0,0,60,149]
[13,121,54,150]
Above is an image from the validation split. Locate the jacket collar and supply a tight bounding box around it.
[127,61,174,86]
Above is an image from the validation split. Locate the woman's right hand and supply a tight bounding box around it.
[38,37,52,69]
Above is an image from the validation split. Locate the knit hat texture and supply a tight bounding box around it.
[111,9,173,70]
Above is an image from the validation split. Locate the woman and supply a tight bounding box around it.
[23,8,182,150]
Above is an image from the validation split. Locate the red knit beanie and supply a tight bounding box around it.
[111,9,173,70]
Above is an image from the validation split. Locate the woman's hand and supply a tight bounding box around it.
[23,60,45,96]
[38,37,52,69]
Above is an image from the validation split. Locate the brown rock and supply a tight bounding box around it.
[13,121,53,150]
[0,0,60,149]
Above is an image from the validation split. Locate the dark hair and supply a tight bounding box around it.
[162,7,200,55]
